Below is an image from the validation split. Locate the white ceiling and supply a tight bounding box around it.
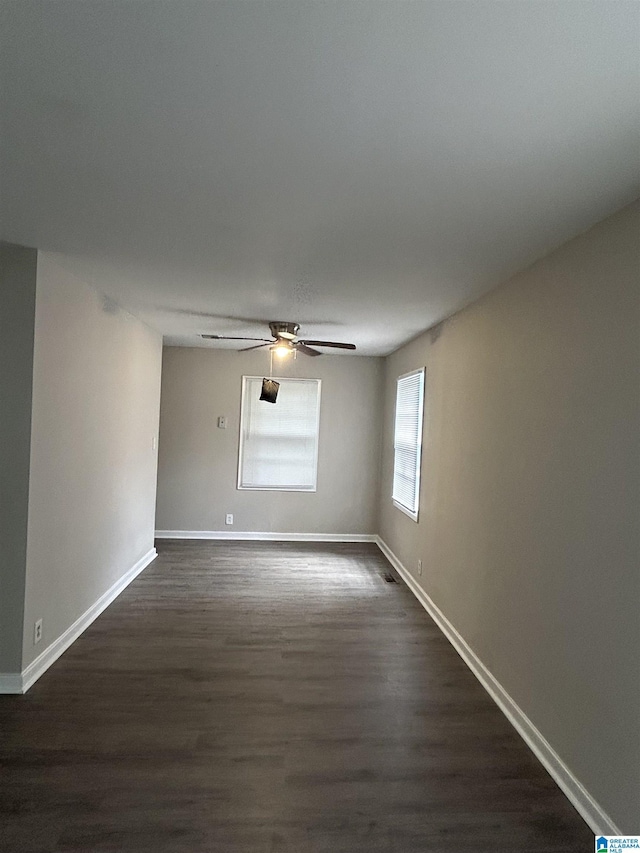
[1,2,638,355]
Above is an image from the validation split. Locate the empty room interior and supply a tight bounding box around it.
[1,2,638,851]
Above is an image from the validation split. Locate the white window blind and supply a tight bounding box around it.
[238,376,321,491]
[392,368,425,520]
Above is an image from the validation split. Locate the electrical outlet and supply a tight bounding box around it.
[218,416,228,429]
[34,619,43,645]
[225,513,234,525]
[417,559,423,576]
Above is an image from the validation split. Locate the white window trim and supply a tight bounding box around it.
[392,498,420,522]
[237,375,322,492]
[392,367,425,522]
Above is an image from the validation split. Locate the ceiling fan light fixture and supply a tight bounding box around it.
[272,341,294,357]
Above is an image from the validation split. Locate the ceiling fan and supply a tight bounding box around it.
[201,322,356,357]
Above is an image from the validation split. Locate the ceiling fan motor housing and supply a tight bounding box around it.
[269,321,300,340]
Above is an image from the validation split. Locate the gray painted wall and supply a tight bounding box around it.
[378,201,640,831]
[156,348,383,534]
[21,253,163,669]
[0,244,37,673]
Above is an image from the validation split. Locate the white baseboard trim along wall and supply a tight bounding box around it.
[155,530,378,543]
[0,673,24,694]
[374,536,621,837]
[0,547,157,696]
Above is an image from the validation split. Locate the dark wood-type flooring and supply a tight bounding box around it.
[1,541,592,852]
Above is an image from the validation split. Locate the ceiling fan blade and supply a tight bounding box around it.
[298,340,356,350]
[296,343,321,357]
[238,342,272,352]
[201,335,272,341]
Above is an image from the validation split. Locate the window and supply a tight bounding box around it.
[392,368,425,521]
[238,376,321,491]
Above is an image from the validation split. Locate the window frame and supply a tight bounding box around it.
[237,375,322,492]
[392,367,425,522]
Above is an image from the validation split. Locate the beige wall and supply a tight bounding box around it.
[0,244,37,673]
[21,253,163,669]
[378,201,640,831]
[156,347,383,535]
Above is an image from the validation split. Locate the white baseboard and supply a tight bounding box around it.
[1,547,157,696]
[155,530,377,543]
[375,536,621,837]
[0,672,24,694]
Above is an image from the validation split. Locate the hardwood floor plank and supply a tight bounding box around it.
[0,541,592,851]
